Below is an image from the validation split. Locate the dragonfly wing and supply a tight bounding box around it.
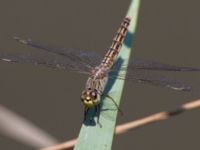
[0,51,91,74]
[109,69,192,91]
[120,59,200,71]
[13,36,101,68]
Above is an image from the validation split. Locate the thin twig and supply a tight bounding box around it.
[40,99,200,150]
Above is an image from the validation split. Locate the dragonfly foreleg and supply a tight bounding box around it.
[95,105,102,127]
[83,106,89,122]
[101,93,123,115]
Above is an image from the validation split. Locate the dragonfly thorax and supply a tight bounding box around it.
[81,88,101,108]
[91,66,108,79]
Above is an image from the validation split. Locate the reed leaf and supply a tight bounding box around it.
[74,0,141,150]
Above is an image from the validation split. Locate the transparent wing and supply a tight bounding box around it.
[109,59,200,91]
[115,70,192,91]
[5,36,200,91]
[0,51,91,74]
[121,59,200,71]
[13,36,101,68]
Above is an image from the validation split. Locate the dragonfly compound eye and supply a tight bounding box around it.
[80,89,101,108]
[80,90,93,107]
[91,91,97,99]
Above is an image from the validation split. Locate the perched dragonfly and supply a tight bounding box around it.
[0,16,200,125]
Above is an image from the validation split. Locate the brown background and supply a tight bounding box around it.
[0,0,200,149]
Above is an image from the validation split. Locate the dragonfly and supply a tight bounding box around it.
[1,16,200,125]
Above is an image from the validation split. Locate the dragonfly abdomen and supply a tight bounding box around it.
[101,16,131,69]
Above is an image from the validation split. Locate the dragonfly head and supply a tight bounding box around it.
[81,88,100,108]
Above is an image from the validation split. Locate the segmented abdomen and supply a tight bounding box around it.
[100,16,131,69]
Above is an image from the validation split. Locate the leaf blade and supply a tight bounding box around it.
[74,1,141,150]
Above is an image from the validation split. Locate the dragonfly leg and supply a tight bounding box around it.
[83,106,89,122]
[97,91,123,115]
[105,94,123,115]
[95,105,102,127]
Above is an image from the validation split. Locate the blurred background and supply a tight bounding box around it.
[0,0,200,149]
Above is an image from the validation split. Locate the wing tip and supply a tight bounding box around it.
[1,58,12,62]
[167,85,192,92]
[13,36,29,45]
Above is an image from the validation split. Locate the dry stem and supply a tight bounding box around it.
[40,99,200,150]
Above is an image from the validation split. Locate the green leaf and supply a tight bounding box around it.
[74,0,141,150]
